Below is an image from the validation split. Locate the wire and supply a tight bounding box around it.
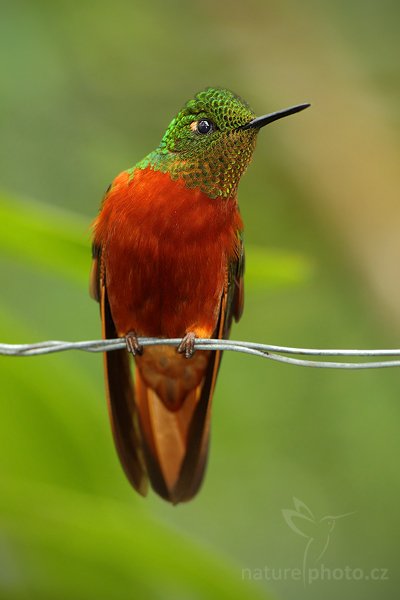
[1,338,400,369]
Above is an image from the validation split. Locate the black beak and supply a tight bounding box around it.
[238,102,310,131]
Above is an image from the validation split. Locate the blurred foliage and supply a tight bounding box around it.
[1,1,400,600]
[0,195,89,286]
[0,477,267,600]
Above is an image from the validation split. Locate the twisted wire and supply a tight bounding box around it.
[2,338,400,369]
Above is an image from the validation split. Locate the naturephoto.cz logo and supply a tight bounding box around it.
[241,497,389,586]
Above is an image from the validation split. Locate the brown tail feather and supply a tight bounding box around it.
[135,347,221,504]
[102,279,221,503]
[134,291,227,503]
[172,289,228,501]
[172,348,222,502]
[172,290,228,502]
[101,273,227,503]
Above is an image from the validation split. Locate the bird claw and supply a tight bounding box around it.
[126,331,143,356]
[177,332,196,359]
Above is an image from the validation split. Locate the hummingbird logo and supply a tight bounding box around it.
[282,497,354,585]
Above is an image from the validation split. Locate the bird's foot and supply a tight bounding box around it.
[177,332,196,359]
[126,331,143,356]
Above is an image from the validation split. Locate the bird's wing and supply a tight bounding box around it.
[229,229,245,329]
[90,242,148,496]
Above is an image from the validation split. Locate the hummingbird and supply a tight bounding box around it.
[282,497,354,584]
[90,88,309,504]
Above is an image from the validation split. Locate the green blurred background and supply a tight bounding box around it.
[1,1,400,598]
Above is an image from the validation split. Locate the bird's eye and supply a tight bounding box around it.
[193,119,215,135]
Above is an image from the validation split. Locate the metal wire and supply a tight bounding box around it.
[1,338,400,369]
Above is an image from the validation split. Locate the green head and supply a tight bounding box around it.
[137,87,309,199]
